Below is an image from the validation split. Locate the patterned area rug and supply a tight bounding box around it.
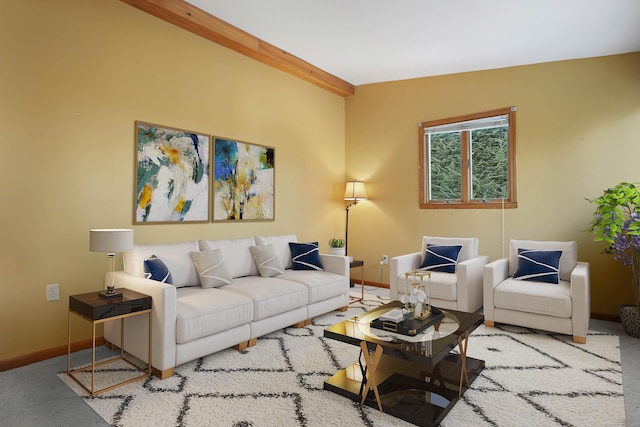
[59,295,624,426]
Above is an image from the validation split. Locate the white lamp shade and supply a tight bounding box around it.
[89,229,134,253]
[344,180,368,201]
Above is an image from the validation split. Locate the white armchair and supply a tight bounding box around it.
[390,236,489,313]
[483,239,590,343]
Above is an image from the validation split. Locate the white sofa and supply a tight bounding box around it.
[390,236,489,313]
[103,234,349,378]
[483,239,590,343]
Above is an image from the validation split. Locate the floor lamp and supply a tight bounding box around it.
[344,180,367,257]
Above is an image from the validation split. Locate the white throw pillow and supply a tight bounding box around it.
[249,245,285,277]
[190,250,233,288]
[254,234,297,269]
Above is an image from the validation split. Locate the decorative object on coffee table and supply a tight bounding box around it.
[89,229,134,298]
[587,181,640,338]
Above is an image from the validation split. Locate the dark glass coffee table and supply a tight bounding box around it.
[323,300,484,426]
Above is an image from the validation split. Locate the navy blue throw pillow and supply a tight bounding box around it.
[513,249,562,284]
[419,244,462,273]
[289,242,323,271]
[144,255,174,284]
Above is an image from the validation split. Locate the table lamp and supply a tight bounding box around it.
[90,229,134,298]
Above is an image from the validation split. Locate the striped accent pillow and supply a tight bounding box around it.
[419,244,462,273]
[513,249,562,284]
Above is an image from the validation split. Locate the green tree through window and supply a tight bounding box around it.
[419,107,517,209]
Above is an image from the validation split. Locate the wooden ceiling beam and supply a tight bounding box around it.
[120,0,356,97]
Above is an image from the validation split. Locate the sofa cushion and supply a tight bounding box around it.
[508,240,577,282]
[221,276,308,321]
[419,244,462,273]
[190,250,233,288]
[144,255,174,284]
[493,277,572,318]
[513,249,562,284]
[278,270,346,304]
[124,240,200,287]
[199,237,258,278]
[175,287,254,344]
[254,234,297,269]
[421,236,477,264]
[249,245,285,277]
[289,242,323,271]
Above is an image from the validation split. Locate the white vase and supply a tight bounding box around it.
[328,247,346,256]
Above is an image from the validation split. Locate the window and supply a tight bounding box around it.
[419,107,517,209]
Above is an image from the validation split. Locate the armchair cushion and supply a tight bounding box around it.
[421,236,478,264]
[513,249,562,284]
[509,240,577,282]
[419,244,462,273]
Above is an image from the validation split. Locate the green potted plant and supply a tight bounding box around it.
[587,181,640,338]
[328,238,346,256]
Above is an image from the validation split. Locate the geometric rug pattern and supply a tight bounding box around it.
[59,294,625,426]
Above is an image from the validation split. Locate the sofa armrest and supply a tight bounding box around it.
[103,271,178,374]
[483,258,509,322]
[455,255,490,313]
[570,262,591,340]
[319,254,349,277]
[389,253,421,300]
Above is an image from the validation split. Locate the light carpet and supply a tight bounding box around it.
[59,295,624,426]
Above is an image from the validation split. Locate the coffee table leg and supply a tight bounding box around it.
[457,330,470,398]
[359,342,384,412]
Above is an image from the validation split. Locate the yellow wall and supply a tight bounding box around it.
[0,0,345,362]
[345,52,640,317]
[2,0,639,365]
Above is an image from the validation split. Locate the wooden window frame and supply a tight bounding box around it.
[419,107,518,209]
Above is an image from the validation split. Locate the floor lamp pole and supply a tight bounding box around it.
[345,205,350,256]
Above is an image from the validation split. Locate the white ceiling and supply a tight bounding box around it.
[185,0,640,86]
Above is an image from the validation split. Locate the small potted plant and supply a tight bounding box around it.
[587,181,640,338]
[328,238,346,256]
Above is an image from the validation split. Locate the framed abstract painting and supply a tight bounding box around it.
[213,137,275,221]
[135,121,211,224]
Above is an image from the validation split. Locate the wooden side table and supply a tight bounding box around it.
[67,288,152,396]
[349,259,365,303]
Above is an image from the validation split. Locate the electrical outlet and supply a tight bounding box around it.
[46,283,59,302]
[381,255,389,265]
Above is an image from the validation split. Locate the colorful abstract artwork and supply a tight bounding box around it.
[135,122,210,223]
[213,137,275,221]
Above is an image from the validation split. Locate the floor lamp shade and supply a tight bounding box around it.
[344,180,368,201]
[90,229,134,298]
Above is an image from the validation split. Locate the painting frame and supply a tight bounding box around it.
[213,136,275,222]
[134,121,211,224]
